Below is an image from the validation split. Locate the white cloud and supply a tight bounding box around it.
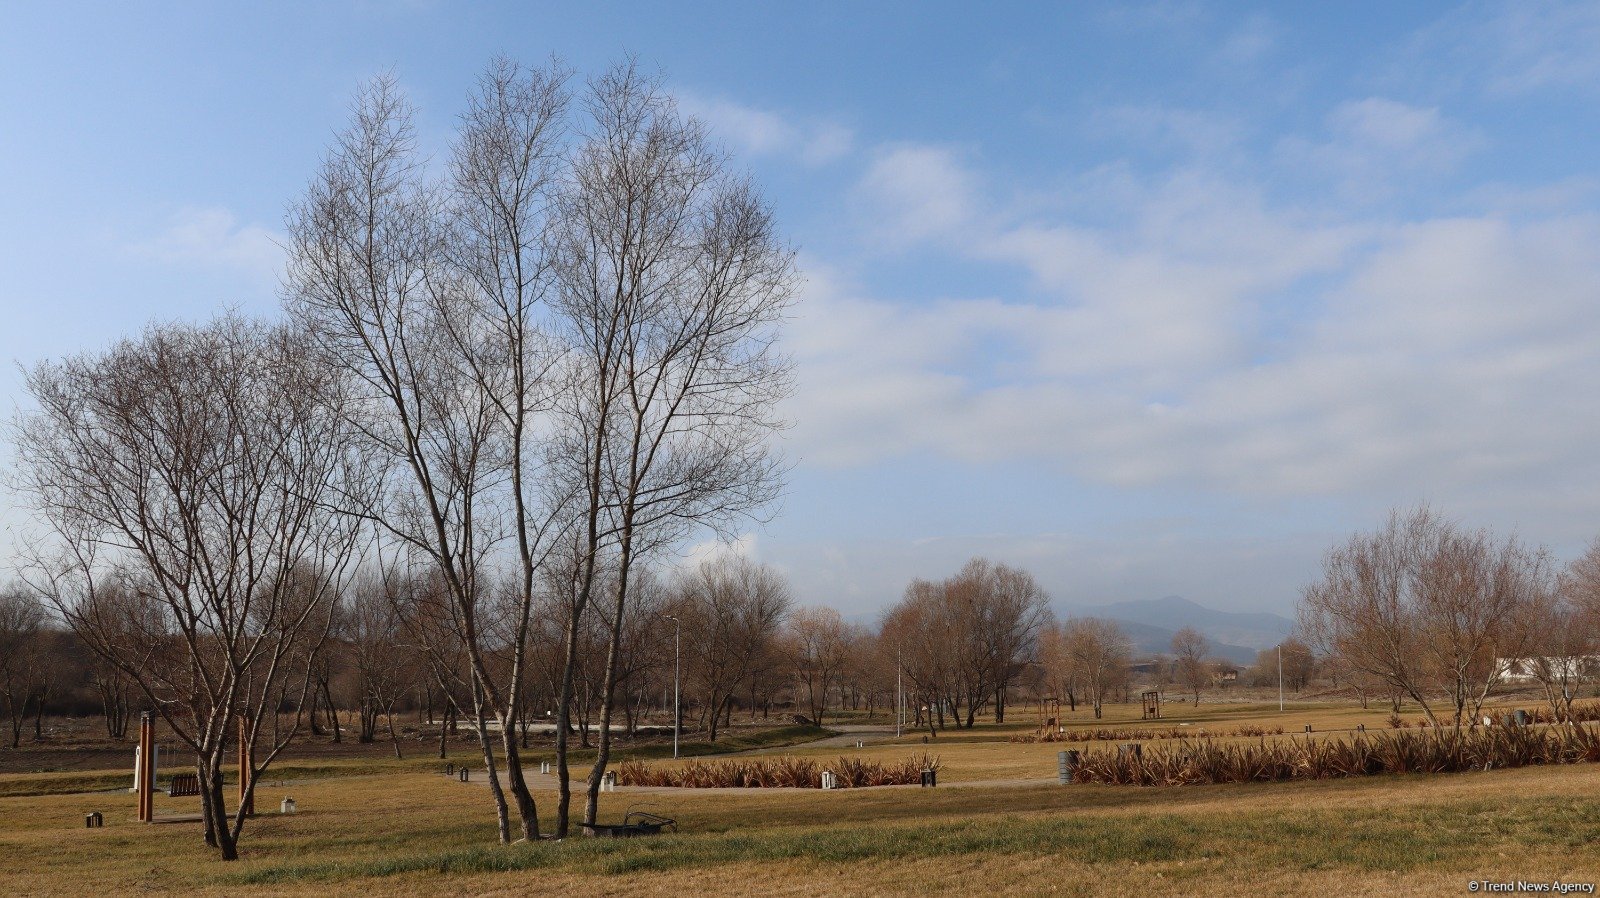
[677,532,760,570]
[1276,98,1484,201]
[788,137,1600,519]
[126,206,284,283]
[678,93,853,165]
[852,145,977,245]
[1415,0,1600,96]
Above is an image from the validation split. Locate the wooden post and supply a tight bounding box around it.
[137,712,155,823]
[238,715,254,817]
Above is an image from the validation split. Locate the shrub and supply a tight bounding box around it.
[613,753,940,789]
[1065,723,1600,786]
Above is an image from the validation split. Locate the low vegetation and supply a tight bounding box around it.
[614,753,940,789]
[1068,722,1600,786]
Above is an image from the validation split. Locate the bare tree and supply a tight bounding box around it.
[0,583,45,748]
[881,559,1051,730]
[675,555,791,741]
[1299,506,1549,729]
[1519,546,1600,722]
[787,606,850,726]
[284,62,569,843]
[1171,626,1208,706]
[349,575,411,756]
[14,317,360,860]
[1059,618,1132,719]
[544,62,796,832]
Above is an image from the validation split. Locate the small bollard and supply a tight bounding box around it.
[601,771,617,793]
[280,797,296,815]
[821,770,837,790]
[920,768,937,788]
[85,811,104,828]
[445,762,455,775]
[1356,724,1365,734]
[540,760,551,775]
[1304,724,1313,734]
[856,740,864,749]
[1514,709,1528,727]
[459,768,470,783]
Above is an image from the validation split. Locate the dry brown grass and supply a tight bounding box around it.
[6,700,1600,896]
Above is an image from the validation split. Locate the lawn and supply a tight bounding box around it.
[3,702,1597,896]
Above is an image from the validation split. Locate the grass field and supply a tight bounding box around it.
[3,700,1597,896]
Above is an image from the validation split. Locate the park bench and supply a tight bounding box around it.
[168,773,200,797]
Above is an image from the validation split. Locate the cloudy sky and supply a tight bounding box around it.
[4,1,1600,618]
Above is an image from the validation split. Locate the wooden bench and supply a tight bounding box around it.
[168,773,200,797]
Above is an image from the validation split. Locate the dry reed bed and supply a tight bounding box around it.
[613,753,940,788]
[1067,723,1600,785]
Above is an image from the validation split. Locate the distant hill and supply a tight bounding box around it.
[1062,596,1295,666]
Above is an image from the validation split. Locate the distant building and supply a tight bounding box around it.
[1494,656,1600,683]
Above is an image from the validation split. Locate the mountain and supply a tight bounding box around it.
[1062,596,1295,666]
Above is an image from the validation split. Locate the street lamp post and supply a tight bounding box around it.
[665,614,681,760]
[1278,644,1284,713]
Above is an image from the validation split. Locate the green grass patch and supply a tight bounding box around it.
[231,794,1600,886]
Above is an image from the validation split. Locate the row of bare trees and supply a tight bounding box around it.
[1300,506,1600,729]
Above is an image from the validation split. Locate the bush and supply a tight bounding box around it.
[613,753,940,789]
[1065,723,1600,786]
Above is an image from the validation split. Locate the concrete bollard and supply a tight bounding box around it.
[280,797,296,814]
[445,763,455,776]
[856,740,864,748]
[602,771,617,793]
[1305,724,1313,733]
[459,768,470,783]
[540,760,551,775]
[821,770,837,790]
[85,812,104,828]
[920,768,937,788]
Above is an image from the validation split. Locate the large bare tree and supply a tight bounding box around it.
[13,317,361,860]
[545,62,795,833]
[284,61,569,842]
[1299,506,1550,728]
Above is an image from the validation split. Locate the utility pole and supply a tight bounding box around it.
[666,614,681,760]
[1278,644,1284,713]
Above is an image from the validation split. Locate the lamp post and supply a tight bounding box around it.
[665,614,681,760]
[1278,644,1284,713]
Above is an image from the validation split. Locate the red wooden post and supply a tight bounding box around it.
[137,712,155,823]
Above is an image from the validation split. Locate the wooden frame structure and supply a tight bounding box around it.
[1141,690,1161,720]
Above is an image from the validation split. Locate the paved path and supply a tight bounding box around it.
[718,723,898,757]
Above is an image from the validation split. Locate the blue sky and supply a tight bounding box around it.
[6,1,1600,618]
